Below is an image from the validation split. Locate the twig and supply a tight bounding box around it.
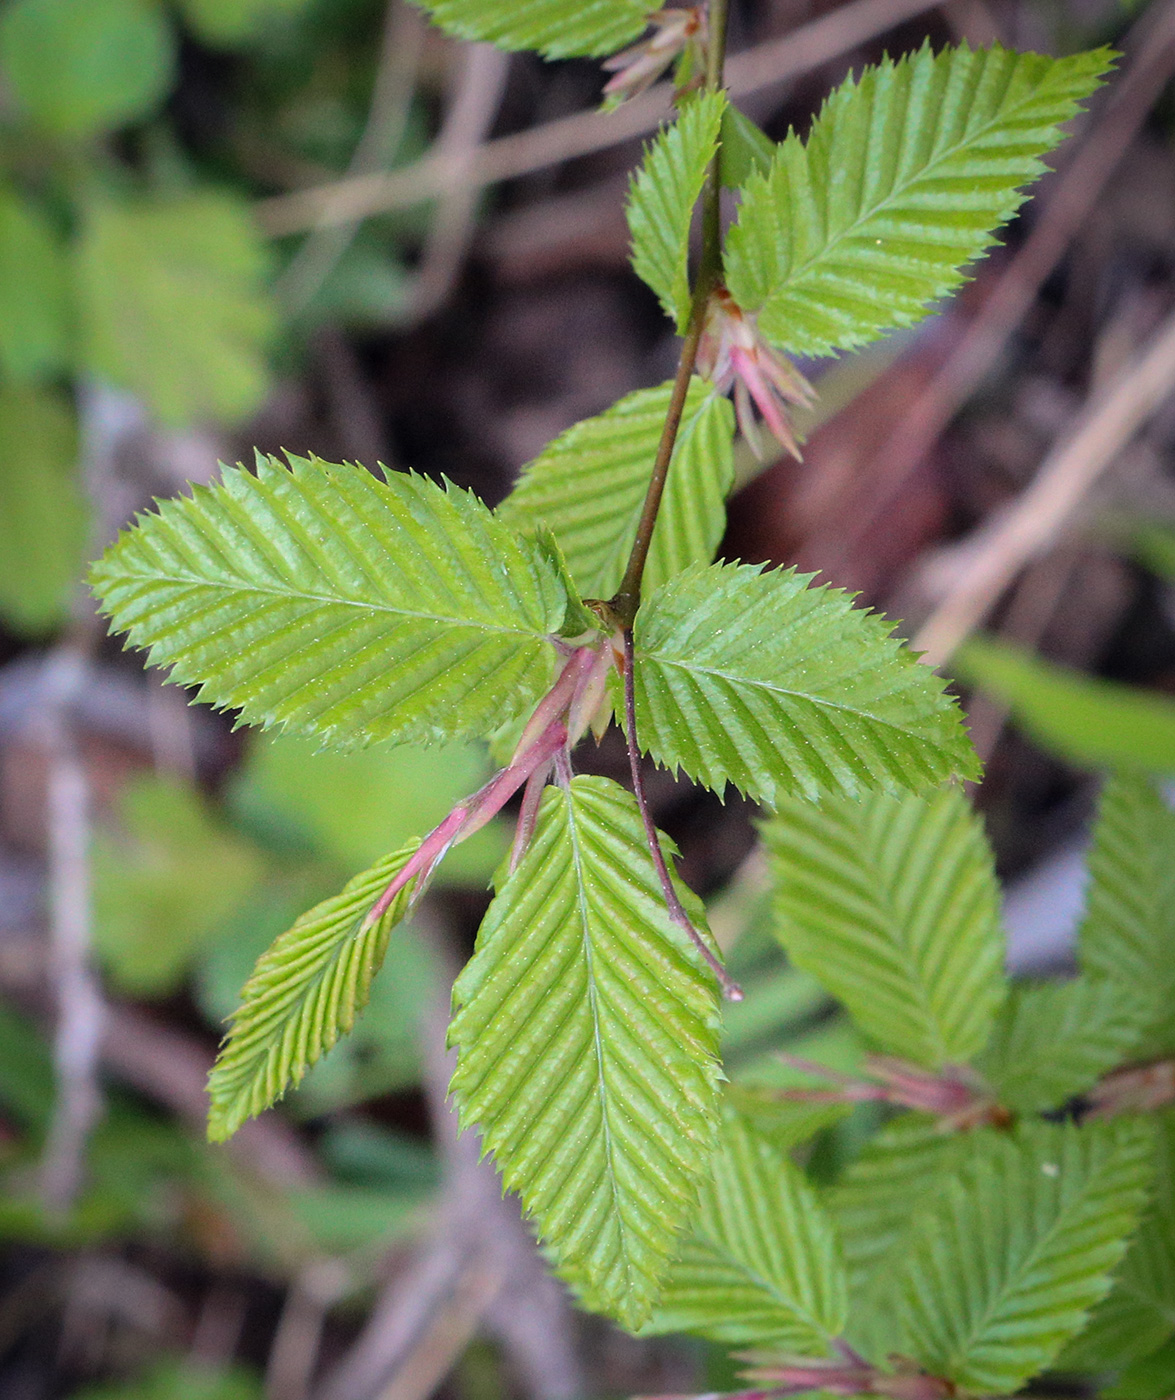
[913,302,1175,668]
[266,1261,351,1400]
[257,0,942,237]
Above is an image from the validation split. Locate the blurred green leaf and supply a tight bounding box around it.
[0,385,86,635]
[0,185,70,381]
[0,0,173,138]
[177,0,312,46]
[287,1181,428,1255]
[74,1360,261,1400]
[76,191,274,427]
[719,105,775,190]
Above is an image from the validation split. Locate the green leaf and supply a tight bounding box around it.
[876,1120,1155,1395]
[94,774,265,996]
[956,635,1175,772]
[719,104,776,190]
[725,43,1114,359]
[1102,1335,1175,1400]
[0,386,86,635]
[499,379,735,600]
[413,0,648,58]
[762,786,1004,1066]
[631,561,979,807]
[639,1105,847,1351]
[75,191,274,428]
[177,0,311,46]
[0,185,70,381]
[207,842,420,1141]
[976,976,1151,1115]
[628,91,725,332]
[448,775,723,1331]
[0,0,173,138]
[90,455,567,751]
[74,1360,261,1400]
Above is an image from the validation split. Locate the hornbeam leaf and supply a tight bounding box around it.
[976,976,1151,1115]
[877,1119,1154,1395]
[725,43,1114,359]
[413,0,648,58]
[207,842,419,1141]
[91,455,568,750]
[628,91,725,332]
[447,775,723,1330]
[639,1106,847,1351]
[500,379,734,599]
[762,786,1005,1067]
[631,561,979,807]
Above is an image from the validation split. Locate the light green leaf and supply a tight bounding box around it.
[94,774,265,996]
[0,185,70,381]
[90,455,567,751]
[956,635,1175,772]
[207,842,420,1141]
[448,775,723,1331]
[0,0,173,138]
[413,0,648,58]
[76,191,274,428]
[628,91,725,331]
[640,1106,846,1350]
[723,1084,849,1154]
[499,378,735,600]
[632,561,979,807]
[976,976,1151,1115]
[177,0,311,45]
[720,104,776,190]
[762,787,1004,1066]
[877,1120,1155,1395]
[0,386,86,635]
[74,1360,261,1400]
[726,43,1113,358]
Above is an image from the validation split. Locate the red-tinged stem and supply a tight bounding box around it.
[622,629,742,1001]
[513,645,600,759]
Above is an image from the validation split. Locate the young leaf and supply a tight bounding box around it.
[876,1120,1155,1395]
[976,976,1151,1115]
[725,43,1114,359]
[762,787,1005,1067]
[719,104,775,189]
[957,636,1175,772]
[412,0,648,59]
[499,379,734,599]
[0,184,70,381]
[630,561,979,807]
[91,455,568,751]
[639,1105,847,1351]
[447,775,723,1331]
[628,91,725,332]
[207,842,420,1141]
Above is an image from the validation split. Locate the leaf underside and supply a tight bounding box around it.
[631,561,979,806]
[447,775,723,1331]
[499,378,735,601]
[90,455,567,751]
[413,0,648,57]
[762,786,1005,1067]
[207,842,419,1141]
[725,42,1114,358]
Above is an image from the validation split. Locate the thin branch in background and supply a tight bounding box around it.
[266,1260,351,1400]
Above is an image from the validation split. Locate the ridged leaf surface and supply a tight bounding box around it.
[877,1120,1154,1395]
[631,562,979,805]
[725,43,1113,358]
[640,1106,847,1350]
[762,787,1004,1065]
[628,92,725,331]
[207,843,419,1141]
[500,379,734,600]
[91,455,567,750]
[448,776,723,1330]
[414,0,648,57]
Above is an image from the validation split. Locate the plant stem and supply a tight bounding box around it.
[610,0,730,628]
[622,630,742,1000]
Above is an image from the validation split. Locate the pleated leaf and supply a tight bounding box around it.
[639,1106,847,1351]
[632,562,978,806]
[762,787,1004,1066]
[447,775,723,1330]
[499,379,735,599]
[725,43,1114,358]
[91,455,567,750]
[414,0,648,58]
[207,843,419,1141]
[976,976,1150,1115]
[628,91,725,331]
[876,1120,1154,1395]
